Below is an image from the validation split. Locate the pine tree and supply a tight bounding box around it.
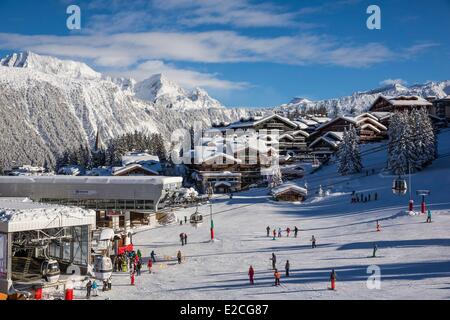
[337,126,362,175]
[419,108,436,165]
[337,129,351,175]
[388,112,417,175]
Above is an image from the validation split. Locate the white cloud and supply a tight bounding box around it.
[152,0,303,28]
[380,78,408,86]
[0,31,406,68]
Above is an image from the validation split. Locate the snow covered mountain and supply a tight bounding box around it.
[134,73,223,110]
[276,81,450,116]
[0,51,102,80]
[0,52,248,168]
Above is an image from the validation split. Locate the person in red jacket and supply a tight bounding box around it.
[274,269,281,286]
[286,227,291,237]
[330,269,337,290]
[147,259,153,274]
[248,265,255,285]
[376,220,381,232]
[130,270,135,285]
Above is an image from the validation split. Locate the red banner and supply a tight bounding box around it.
[117,244,134,255]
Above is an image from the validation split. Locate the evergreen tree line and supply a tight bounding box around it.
[55,131,167,170]
[388,109,436,175]
[337,126,362,175]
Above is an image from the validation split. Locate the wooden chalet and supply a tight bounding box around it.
[431,96,450,121]
[309,114,387,143]
[271,184,307,202]
[369,95,432,113]
[308,131,343,160]
[278,130,309,157]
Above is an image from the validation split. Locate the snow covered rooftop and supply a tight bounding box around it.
[271,184,307,196]
[121,151,160,167]
[0,197,96,233]
[388,96,433,106]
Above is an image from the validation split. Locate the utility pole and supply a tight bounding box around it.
[408,162,414,212]
[210,203,214,241]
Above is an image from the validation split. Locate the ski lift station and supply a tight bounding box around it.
[0,175,183,296]
[0,175,183,233]
[0,197,96,295]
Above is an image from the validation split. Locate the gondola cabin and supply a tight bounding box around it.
[392,178,408,195]
[41,259,60,283]
[190,212,203,226]
[93,256,113,281]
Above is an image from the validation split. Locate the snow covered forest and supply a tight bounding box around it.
[54,131,167,171]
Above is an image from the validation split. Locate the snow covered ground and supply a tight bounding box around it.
[79,130,450,300]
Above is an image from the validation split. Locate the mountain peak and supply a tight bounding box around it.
[0,51,101,80]
[134,74,223,110]
[288,97,313,105]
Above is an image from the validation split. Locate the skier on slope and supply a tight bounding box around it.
[310,235,317,248]
[285,260,290,277]
[372,243,378,258]
[177,250,182,264]
[376,220,381,232]
[286,227,291,237]
[278,227,282,238]
[426,209,432,223]
[150,250,156,262]
[86,280,92,299]
[184,233,188,245]
[330,269,337,290]
[271,253,277,270]
[180,233,185,246]
[136,260,142,276]
[147,259,153,273]
[294,226,299,238]
[130,269,135,285]
[248,265,255,285]
[274,269,281,286]
[92,280,99,296]
[272,229,277,240]
[266,226,271,237]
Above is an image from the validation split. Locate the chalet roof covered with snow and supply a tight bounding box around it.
[309,131,344,149]
[112,163,160,176]
[0,197,96,233]
[214,114,298,131]
[271,184,307,196]
[120,151,162,173]
[388,96,433,106]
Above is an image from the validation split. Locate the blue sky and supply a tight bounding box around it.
[0,0,449,107]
